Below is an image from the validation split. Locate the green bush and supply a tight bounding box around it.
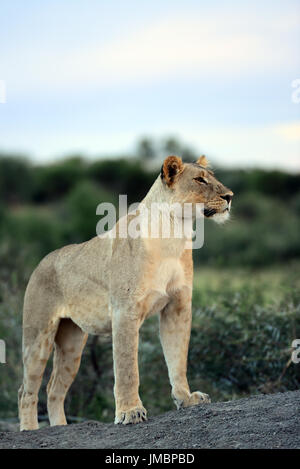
[3,209,64,262]
[189,287,300,400]
[88,158,156,204]
[33,157,87,202]
[0,156,34,203]
[195,191,300,267]
[64,180,117,242]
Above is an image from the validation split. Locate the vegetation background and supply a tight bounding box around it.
[0,136,299,424]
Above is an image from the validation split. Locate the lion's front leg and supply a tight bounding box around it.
[112,311,147,425]
[159,287,211,409]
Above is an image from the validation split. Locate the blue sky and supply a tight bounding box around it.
[0,0,300,170]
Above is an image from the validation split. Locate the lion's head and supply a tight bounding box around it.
[161,155,233,224]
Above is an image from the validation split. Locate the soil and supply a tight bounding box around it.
[0,390,299,449]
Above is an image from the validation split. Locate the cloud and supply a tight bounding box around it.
[6,7,300,95]
[1,3,299,171]
[166,122,300,171]
[273,122,300,141]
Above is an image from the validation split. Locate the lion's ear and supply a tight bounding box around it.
[161,156,183,186]
[196,155,209,167]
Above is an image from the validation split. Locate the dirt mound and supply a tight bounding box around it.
[0,390,299,449]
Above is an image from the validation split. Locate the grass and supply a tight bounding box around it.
[193,262,300,306]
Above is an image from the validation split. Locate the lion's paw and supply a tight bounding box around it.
[186,391,211,407]
[115,406,147,425]
[173,391,211,409]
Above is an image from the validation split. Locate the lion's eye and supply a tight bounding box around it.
[194,176,208,184]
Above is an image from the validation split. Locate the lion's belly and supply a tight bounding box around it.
[70,304,112,335]
[64,285,112,335]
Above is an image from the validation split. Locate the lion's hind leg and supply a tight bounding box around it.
[47,319,88,427]
[19,322,59,431]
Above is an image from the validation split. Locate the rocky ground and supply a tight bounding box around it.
[0,390,299,449]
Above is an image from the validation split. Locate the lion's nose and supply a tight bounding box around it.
[221,193,233,204]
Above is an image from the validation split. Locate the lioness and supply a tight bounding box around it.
[18,155,233,430]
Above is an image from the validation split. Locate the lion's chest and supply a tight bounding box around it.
[139,258,185,320]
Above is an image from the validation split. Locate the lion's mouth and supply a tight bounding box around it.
[203,208,216,218]
[204,207,229,218]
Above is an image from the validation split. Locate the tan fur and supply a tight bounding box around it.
[19,156,233,430]
[196,155,209,167]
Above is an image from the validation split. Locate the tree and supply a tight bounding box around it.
[162,137,182,156]
[137,138,156,160]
